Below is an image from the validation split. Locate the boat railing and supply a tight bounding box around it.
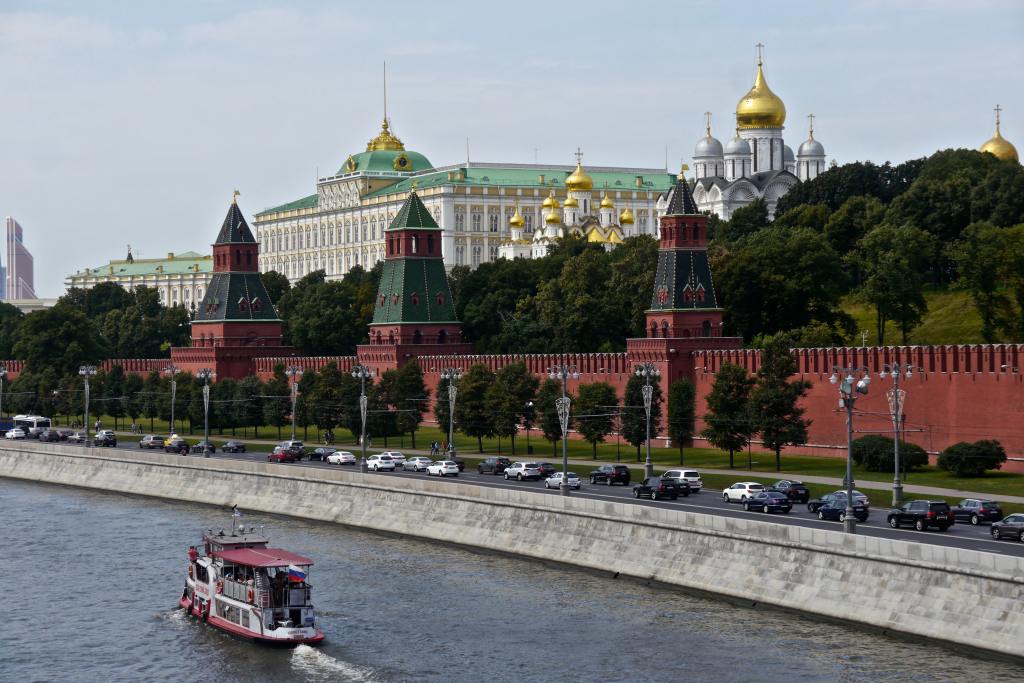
[221,578,257,603]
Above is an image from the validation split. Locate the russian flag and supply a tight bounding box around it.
[287,564,307,583]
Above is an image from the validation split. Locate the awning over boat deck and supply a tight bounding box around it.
[211,547,313,568]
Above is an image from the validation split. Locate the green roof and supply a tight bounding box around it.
[372,258,458,324]
[73,251,212,278]
[386,191,440,232]
[337,149,433,175]
[256,194,318,216]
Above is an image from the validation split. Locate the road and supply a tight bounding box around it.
[57,439,1024,559]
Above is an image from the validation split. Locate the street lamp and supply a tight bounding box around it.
[525,401,534,455]
[351,364,374,472]
[285,366,303,441]
[440,368,463,460]
[548,365,579,496]
[830,366,870,533]
[879,363,916,507]
[0,366,7,420]
[163,365,181,435]
[635,363,661,480]
[79,365,97,446]
[197,369,213,457]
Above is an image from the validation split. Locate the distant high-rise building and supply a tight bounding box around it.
[5,217,35,300]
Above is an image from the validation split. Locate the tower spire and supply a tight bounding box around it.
[383,60,388,124]
[807,113,815,139]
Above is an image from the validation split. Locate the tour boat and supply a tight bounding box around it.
[179,511,324,645]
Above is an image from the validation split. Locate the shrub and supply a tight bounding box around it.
[937,440,1007,477]
[851,434,929,472]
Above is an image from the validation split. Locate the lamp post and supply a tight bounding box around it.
[285,366,303,441]
[525,401,534,455]
[163,365,181,435]
[79,365,97,446]
[548,365,579,496]
[0,366,6,421]
[830,366,871,534]
[440,368,463,460]
[880,363,916,507]
[197,369,213,457]
[351,365,374,472]
[636,363,661,480]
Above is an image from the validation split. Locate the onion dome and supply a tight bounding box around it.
[565,161,594,191]
[798,135,825,157]
[695,115,724,158]
[784,145,795,164]
[600,193,615,209]
[736,57,786,129]
[563,196,579,208]
[724,130,751,156]
[545,207,562,224]
[980,106,1019,162]
[366,118,405,151]
[509,206,525,228]
[619,207,634,224]
[541,191,559,209]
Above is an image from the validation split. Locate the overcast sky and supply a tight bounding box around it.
[2,0,1022,296]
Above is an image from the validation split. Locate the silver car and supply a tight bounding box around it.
[545,472,581,490]
[403,456,432,471]
[504,462,542,481]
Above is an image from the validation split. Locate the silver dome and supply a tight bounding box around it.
[724,135,750,156]
[798,137,825,157]
[694,135,724,158]
[784,145,795,163]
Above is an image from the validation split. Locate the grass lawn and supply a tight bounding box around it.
[840,289,985,346]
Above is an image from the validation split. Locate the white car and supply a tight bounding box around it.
[366,454,396,471]
[545,472,581,489]
[663,469,702,492]
[426,460,459,477]
[326,450,356,465]
[504,462,542,481]
[379,451,406,468]
[5,428,26,440]
[403,456,432,471]
[723,482,766,502]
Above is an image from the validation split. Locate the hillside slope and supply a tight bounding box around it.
[841,290,988,346]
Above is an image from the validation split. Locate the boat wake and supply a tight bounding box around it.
[155,608,188,625]
[291,644,379,682]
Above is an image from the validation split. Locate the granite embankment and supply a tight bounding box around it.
[1,442,1022,659]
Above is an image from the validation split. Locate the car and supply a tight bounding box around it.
[326,450,357,466]
[814,493,869,522]
[535,462,557,479]
[743,491,793,513]
[504,462,543,481]
[951,499,1003,526]
[190,441,216,454]
[633,477,688,501]
[164,437,190,453]
[722,482,766,502]
[403,456,433,471]
[662,469,702,492]
[379,451,406,468]
[267,447,297,463]
[451,455,466,472]
[138,435,164,449]
[66,431,88,444]
[768,479,810,503]
[808,490,870,512]
[478,457,512,474]
[56,428,75,441]
[94,430,117,447]
[366,454,396,471]
[278,440,305,458]
[887,500,953,531]
[427,460,460,477]
[545,471,582,490]
[308,447,336,461]
[990,514,1024,542]
[5,428,26,440]
[220,440,247,453]
[38,429,62,443]
[590,464,631,486]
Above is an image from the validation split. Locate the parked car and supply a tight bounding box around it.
[379,451,406,468]
[426,460,460,477]
[94,430,118,447]
[633,477,687,501]
[478,457,513,474]
[67,431,88,444]
[164,437,190,454]
[326,450,357,466]
[535,462,557,479]
[722,482,766,502]
[990,514,1024,542]
[5,428,26,440]
[268,446,297,463]
[662,469,702,492]
[190,441,216,454]
[38,429,62,443]
[589,464,631,486]
[808,490,870,512]
[403,456,433,471]
[308,447,336,461]
[768,479,810,503]
[366,454,396,471]
[278,440,305,458]
[138,435,164,449]
[504,462,543,481]
[814,493,870,522]
[743,491,793,513]
[887,500,953,531]
[951,499,1003,525]
[56,428,75,441]
[545,471,582,490]
[221,440,247,453]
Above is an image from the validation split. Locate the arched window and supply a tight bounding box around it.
[661,320,670,337]
[702,320,712,337]
[413,330,423,344]
[650,321,658,338]
[437,329,447,345]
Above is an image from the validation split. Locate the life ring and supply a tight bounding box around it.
[216,579,224,594]
[247,588,254,603]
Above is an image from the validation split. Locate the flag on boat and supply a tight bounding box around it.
[287,564,307,582]
[232,506,241,517]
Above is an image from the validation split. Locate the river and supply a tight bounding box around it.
[1,479,1020,682]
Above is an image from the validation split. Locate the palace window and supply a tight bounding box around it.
[455,208,465,232]
[471,212,482,232]
[524,213,533,232]
[489,213,498,232]
[471,245,482,266]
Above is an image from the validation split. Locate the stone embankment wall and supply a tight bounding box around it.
[2,443,1022,659]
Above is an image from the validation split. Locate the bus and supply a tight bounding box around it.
[12,415,52,438]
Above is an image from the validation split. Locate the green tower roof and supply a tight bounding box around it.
[385,191,440,232]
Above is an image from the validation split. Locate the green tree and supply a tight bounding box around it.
[621,372,663,461]
[824,195,886,256]
[141,370,162,431]
[535,378,566,457]
[856,223,933,344]
[211,377,238,436]
[951,222,1024,341]
[851,434,928,472]
[262,365,291,440]
[702,363,755,468]
[434,375,453,447]
[531,249,616,352]
[104,364,127,430]
[937,440,1007,477]
[667,378,696,465]
[0,302,25,359]
[393,361,428,449]
[234,375,264,438]
[309,363,346,435]
[718,198,769,242]
[485,362,539,456]
[773,203,830,231]
[749,336,811,471]
[454,364,496,453]
[13,306,107,376]
[295,370,319,441]
[261,270,291,304]
[124,373,144,429]
[573,382,618,459]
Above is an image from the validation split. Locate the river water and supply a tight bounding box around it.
[1,480,1021,683]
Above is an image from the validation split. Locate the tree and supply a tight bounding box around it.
[621,372,663,461]
[851,434,928,472]
[0,302,25,359]
[701,363,755,468]
[535,379,565,457]
[275,270,379,354]
[573,382,618,459]
[235,375,264,438]
[937,440,1007,477]
[393,361,428,449]
[261,270,291,305]
[295,370,319,441]
[531,249,617,352]
[749,336,811,471]
[13,306,107,376]
[141,370,162,431]
[856,223,933,344]
[485,362,539,456]
[454,364,496,453]
[434,375,453,446]
[309,363,346,435]
[667,378,696,465]
[824,195,886,256]
[211,377,238,435]
[951,222,1024,341]
[262,365,290,440]
[718,198,769,242]
[124,373,144,429]
[104,364,127,430]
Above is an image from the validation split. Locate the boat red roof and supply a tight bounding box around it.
[211,547,313,567]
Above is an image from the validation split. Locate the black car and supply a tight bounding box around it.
[191,441,216,454]
[769,479,810,503]
[887,500,953,531]
[164,437,190,454]
[309,447,336,461]
[221,440,246,453]
[94,431,117,447]
[744,491,793,513]
[590,464,631,486]
[38,429,62,443]
[535,462,557,479]
[450,454,466,472]
[478,457,512,474]
[814,493,869,522]
[951,499,1003,525]
[633,477,687,501]
[990,514,1024,542]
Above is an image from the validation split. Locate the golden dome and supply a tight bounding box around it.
[735,60,786,129]
[366,118,405,152]
[563,196,579,208]
[544,208,562,224]
[980,125,1019,162]
[619,207,634,224]
[565,161,593,191]
[600,193,614,209]
[509,206,525,227]
[541,191,559,209]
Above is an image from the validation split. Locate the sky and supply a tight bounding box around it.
[1,0,1023,297]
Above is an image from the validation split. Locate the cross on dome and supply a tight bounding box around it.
[995,104,1003,130]
[756,42,765,65]
[807,113,816,138]
[704,111,713,135]
[574,147,584,165]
